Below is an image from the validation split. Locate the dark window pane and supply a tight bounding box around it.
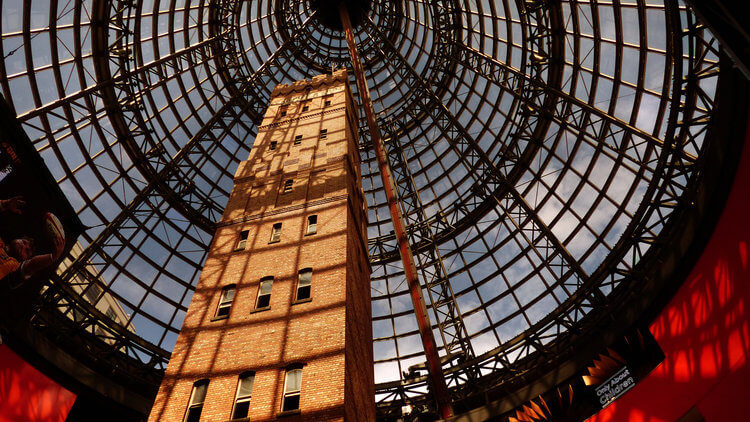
[257,294,270,309]
[185,406,202,422]
[297,285,310,301]
[232,401,250,419]
[282,394,300,412]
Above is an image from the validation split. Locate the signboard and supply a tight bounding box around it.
[594,366,636,408]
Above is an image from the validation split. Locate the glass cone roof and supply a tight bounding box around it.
[0,0,731,414]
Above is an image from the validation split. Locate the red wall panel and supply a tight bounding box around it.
[0,345,76,422]
[587,119,750,421]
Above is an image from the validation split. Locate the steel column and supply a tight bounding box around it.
[338,4,454,418]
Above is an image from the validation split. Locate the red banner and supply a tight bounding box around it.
[0,345,76,422]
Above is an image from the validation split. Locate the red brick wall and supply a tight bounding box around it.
[148,70,373,422]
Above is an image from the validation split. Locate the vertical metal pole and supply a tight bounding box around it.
[338,4,454,419]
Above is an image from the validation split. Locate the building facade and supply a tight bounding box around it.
[147,70,373,421]
[57,242,136,338]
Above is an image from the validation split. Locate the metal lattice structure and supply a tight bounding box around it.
[0,0,745,418]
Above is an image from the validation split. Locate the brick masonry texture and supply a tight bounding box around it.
[148,70,374,422]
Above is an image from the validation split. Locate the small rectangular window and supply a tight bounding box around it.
[185,380,208,422]
[216,285,235,318]
[269,141,277,151]
[293,134,302,145]
[270,223,282,243]
[283,179,293,193]
[306,215,317,235]
[297,269,312,301]
[319,129,327,139]
[282,368,302,412]
[105,307,117,321]
[323,95,332,107]
[84,283,102,303]
[232,373,255,419]
[301,101,310,112]
[236,230,249,251]
[256,277,273,309]
[279,106,287,117]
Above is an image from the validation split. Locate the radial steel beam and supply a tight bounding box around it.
[338,4,455,418]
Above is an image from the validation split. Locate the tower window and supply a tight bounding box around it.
[270,223,282,243]
[296,269,312,301]
[236,230,249,251]
[269,141,277,151]
[319,129,327,139]
[323,95,332,107]
[231,372,255,419]
[282,368,303,412]
[256,277,273,309]
[184,380,208,422]
[279,106,287,117]
[283,179,293,193]
[216,285,235,318]
[301,101,310,112]
[294,134,302,145]
[306,215,317,235]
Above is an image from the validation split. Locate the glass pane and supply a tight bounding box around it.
[222,286,235,302]
[260,280,273,294]
[232,400,250,419]
[257,295,270,308]
[282,394,300,412]
[299,270,312,286]
[297,285,311,301]
[192,382,208,404]
[185,406,202,422]
[285,369,302,392]
[238,374,254,397]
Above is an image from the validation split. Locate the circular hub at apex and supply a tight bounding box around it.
[309,0,372,31]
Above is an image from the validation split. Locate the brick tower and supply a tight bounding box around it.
[147,70,373,422]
